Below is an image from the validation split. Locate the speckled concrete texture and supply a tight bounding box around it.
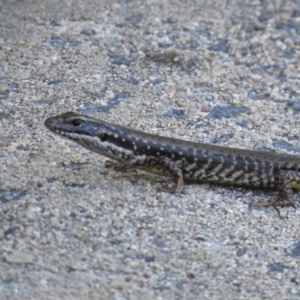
[1,0,300,299]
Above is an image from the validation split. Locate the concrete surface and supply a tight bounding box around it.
[1,0,300,299]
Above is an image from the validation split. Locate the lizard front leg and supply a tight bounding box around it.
[138,156,184,193]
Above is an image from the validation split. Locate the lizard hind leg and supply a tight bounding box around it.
[274,170,299,210]
[250,170,299,214]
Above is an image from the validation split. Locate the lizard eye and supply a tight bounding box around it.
[71,119,82,127]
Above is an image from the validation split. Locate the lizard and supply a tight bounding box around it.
[44,111,300,212]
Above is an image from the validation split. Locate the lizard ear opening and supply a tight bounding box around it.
[100,133,109,142]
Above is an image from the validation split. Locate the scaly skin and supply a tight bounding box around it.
[45,111,300,211]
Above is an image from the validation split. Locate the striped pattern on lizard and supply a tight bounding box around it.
[44,111,300,212]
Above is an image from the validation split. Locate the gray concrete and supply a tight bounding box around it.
[1,0,300,299]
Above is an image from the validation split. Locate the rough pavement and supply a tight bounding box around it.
[1,0,300,299]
